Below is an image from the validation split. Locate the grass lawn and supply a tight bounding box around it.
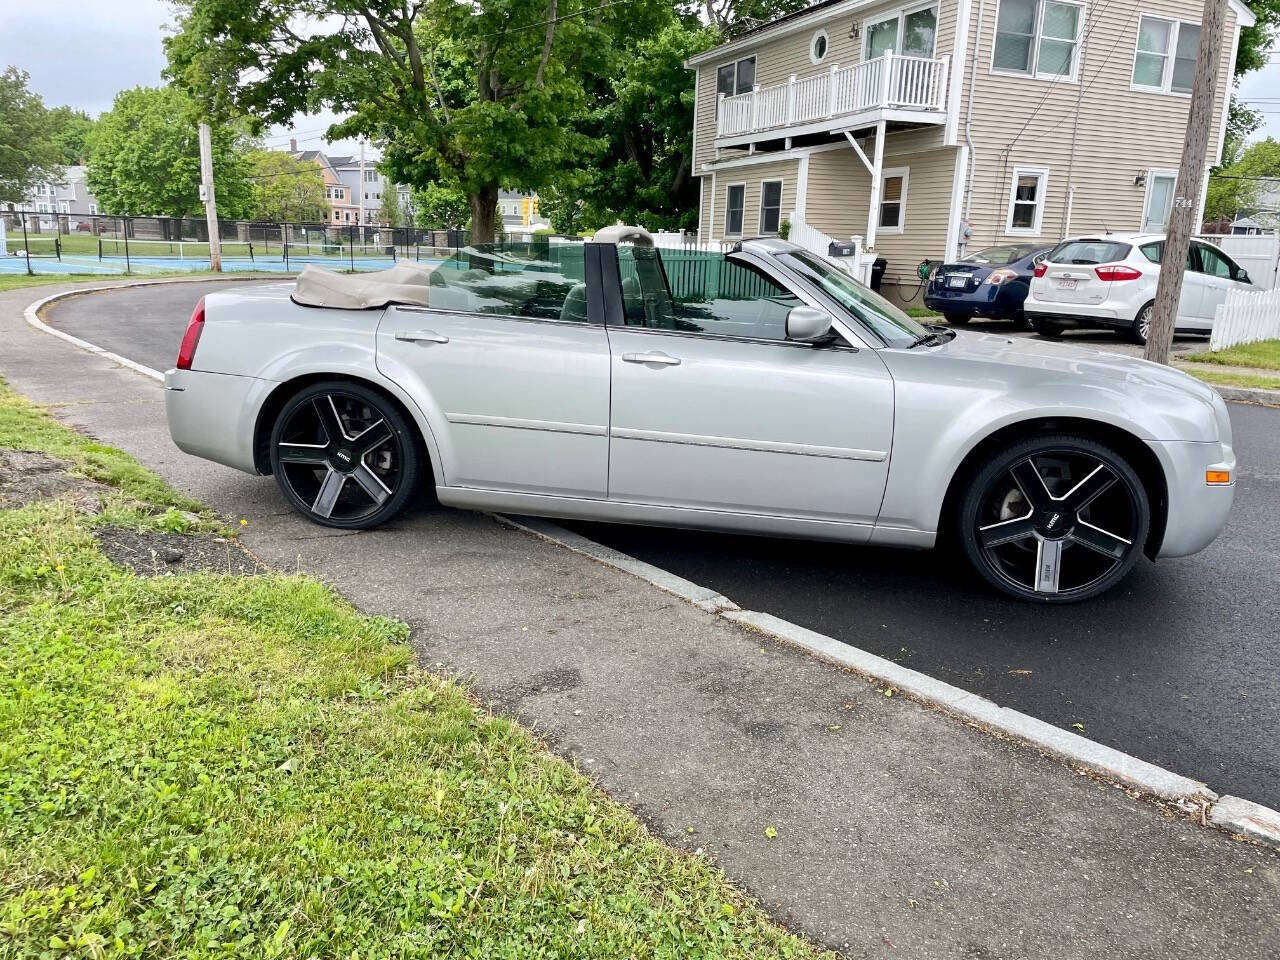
[0,380,829,958]
[905,307,940,319]
[1184,339,1280,372]
[1181,368,1280,391]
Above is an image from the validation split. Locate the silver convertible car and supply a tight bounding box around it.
[165,227,1236,603]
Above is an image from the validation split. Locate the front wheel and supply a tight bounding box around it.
[269,381,421,529]
[957,435,1150,603]
[1031,317,1064,339]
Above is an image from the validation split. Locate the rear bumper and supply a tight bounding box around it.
[1150,438,1236,558]
[924,285,1024,317]
[164,368,273,475]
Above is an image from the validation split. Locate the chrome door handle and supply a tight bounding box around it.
[395,330,449,344]
[621,352,681,366]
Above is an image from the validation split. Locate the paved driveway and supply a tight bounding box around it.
[46,282,1280,811]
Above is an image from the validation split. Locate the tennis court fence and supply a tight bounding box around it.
[1,208,486,276]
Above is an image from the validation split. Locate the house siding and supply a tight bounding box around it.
[710,160,800,239]
[806,143,958,295]
[692,0,961,172]
[958,0,1240,248]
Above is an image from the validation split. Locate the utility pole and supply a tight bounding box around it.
[358,138,366,236]
[1144,0,1227,365]
[198,123,222,272]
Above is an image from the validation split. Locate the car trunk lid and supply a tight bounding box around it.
[1033,239,1132,306]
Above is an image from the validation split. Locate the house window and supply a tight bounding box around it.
[364,170,377,182]
[993,0,1083,79]
[878,168,909,233]
[1006,166,1049,234]
[716,57,756,98]
[1142,169,1178,231]
[1132,16,1200,93]
[810,30,829,64]
[865,3,938,59]
[88,204,97,215]
[725,183,746,236]
[759,180,784,234]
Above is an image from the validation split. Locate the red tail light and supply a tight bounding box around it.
[176,297,205,370]
[1033,262,1048,278]
[1094,265,1142,282]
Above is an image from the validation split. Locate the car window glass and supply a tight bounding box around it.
[1139,242,1161,264]
[1197,244,1234,279]
[1047,240,1130,264]
[966,243,1038,265]
[776,248,929,348]
[427,242,591,322]
[616,246,801,342]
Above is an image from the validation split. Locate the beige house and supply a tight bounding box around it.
[687,0,1255,303]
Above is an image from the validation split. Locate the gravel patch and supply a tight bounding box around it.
[95,527,267,577]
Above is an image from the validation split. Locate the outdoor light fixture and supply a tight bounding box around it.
[1134,173,1147,187]
[849,20,860,39]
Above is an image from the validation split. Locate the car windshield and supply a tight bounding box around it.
[963,244,1040,265]
[1047,240,1131,265]
[775,249,929,348]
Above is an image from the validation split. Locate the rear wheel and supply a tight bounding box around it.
[1011,310,1032,332]
[944,312,971,326]
[1032,317,1064,339]
[269,381,421,530]
[957,435,1149,603]
[1127,301,1154,345]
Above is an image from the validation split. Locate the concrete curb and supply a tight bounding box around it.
[1209,384,1280,407]
[19,280,1280,849]
[20,275,274,384]
[507,519,1280,848]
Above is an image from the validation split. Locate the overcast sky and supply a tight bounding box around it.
[1,0,1277,150]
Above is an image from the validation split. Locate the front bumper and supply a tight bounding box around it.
[1150,438,1236,558]
[164,367,273,475]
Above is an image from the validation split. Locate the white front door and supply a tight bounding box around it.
[1143,172,1177,233]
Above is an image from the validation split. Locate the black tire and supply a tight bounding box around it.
[944,312,971,326]
[1032,317,1064,339]
[1011,310,1032,332]
[268,380,421,530]
[957,434,1150,603]
[1127,301,1154,345]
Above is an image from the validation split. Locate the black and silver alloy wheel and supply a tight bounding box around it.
[269,381,421,529]
[959,435,1150,603]
[1129,301,1153,345]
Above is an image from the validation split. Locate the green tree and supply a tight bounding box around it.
[548,18,715,233]
[45,106,96,165]
[378,188,403,228]
[86,86,252,219]
[413,182,471,229]
[246,149,328,222]
[165,0,668,243]
[0,67,61,204]
[1206,138,1280,224]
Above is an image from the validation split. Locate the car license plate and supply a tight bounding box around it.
[948,275,968,288]
[1056,278,1078,290]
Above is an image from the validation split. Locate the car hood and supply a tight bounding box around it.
[927,331,1218,401]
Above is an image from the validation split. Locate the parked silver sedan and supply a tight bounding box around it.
[164,228,1236,602]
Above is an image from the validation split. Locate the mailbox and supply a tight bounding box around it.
[828,240,858,257]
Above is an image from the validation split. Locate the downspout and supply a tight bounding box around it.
[1059,14,1090,238]
[961,0,987,240]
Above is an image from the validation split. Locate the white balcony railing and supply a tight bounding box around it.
[717,54,949,138]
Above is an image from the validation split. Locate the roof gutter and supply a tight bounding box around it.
[684,0,872,69]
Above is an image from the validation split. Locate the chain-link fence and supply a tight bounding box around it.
[0,209,491,277]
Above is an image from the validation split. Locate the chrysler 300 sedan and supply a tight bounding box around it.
[164,227,1235,602]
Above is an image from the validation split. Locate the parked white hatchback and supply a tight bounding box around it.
[1025,234,1255,343]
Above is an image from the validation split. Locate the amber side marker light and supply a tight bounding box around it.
[1205,470,1232,485]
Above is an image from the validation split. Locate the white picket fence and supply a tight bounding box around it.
[1210,284,1280,350]
[786,213,872,284]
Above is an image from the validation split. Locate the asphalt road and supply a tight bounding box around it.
[49,282,1280,810]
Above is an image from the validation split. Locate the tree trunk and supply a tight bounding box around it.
[1144,0,1227,365]
[468,183,500,244]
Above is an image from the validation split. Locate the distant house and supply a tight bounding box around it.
[13,165,100,224]
[499,190,549,231]
[686,0,1256,303]
[290,143,360,225]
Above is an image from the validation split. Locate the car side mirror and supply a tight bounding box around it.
[786,305,834,343]
[1237,269,1251,284]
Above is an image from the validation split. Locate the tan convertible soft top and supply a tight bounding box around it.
[291,261,434,309]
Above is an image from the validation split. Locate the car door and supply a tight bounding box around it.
[1194,242,1243,330]
[602,245,894,536]
[1142,240,1203,325]
[375,243,611,498]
